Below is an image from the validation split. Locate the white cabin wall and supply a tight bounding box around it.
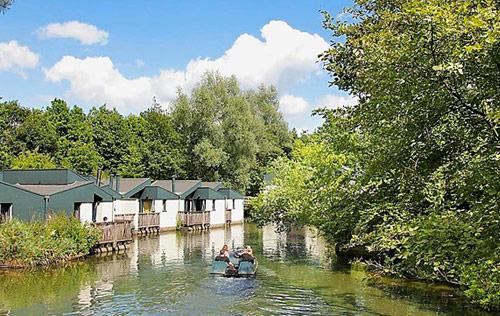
[156,200,178,230]
[209,200,226,227]
[115,199,140,229]
[79,203,93,223]
[232,199,245,223]
[96,201,113,222]
[178,198,185,213]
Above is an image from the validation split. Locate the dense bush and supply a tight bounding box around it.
[0,215,100,267]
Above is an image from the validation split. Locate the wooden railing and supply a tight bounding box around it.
[93,220,133,247]
[225,209,232,223]
[177,211,210,227]
[114,213,135,222]
[138,213,160,229]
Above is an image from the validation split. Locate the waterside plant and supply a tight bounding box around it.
[0,214,100,267]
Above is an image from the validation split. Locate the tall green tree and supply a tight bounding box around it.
[88,106,131,173]
[46,99,101,174]
[252,0,499,310]
[136,103,185,179]
[171,73,291,191]
[0,0,14,13]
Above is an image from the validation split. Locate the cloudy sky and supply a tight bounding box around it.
[0,0,354,131]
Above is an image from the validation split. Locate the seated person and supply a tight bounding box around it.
[220,244,229,257]
[215,250,230,263]
[240,246,255,264]
[215,249,236,269]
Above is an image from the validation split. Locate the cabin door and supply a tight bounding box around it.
[143,200,153,213]
[0,203,12,223]
[92,202,99,223]
[194,199,205,212]
[73,203,81,220]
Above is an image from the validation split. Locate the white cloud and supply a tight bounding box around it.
[0,41,39,78]
[183,20,329,90]
[294,127,308,136]
[315,94,357,110]
[279,94,309,115]
[277,93,358,116]
[44,56,153,112]
[38,21,109,45]
[44,20,328,111]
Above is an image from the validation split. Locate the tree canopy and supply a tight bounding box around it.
[251,0,499,310]
[0,73,292,193]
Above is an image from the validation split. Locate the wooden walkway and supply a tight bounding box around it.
[137,213,160,235]
[92,220,133,252]
[177,211,210,230]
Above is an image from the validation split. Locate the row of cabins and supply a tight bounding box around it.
[0,169,245,245]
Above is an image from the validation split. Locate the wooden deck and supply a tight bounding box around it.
[92,220,133,252]
[137,213,160,235]
[177,211,210,229]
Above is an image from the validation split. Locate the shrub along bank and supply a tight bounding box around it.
[0,215,100,267]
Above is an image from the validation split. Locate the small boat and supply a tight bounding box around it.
[211,252,258,277]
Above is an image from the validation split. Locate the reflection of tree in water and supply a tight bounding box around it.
[244,222,264,255]
[0,262,98,314]
[182,230,210,264]
[284,227,308,261]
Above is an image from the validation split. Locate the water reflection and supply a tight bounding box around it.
[0,223,491,316]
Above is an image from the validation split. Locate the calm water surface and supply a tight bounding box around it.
[0,223,490,315]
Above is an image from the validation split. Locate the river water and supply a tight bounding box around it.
[0,223,490,315]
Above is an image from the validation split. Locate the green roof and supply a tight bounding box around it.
[99,184,122,199]
[1,168,88,185]
[140,186,179,200]
[189,187,225,200]
[218,188,245,199]
[153,180,201,198]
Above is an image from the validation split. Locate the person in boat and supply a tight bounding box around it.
[240,246,255,264]
[220,244,229,257]
[215,245,234,265]
[215,248,236,272]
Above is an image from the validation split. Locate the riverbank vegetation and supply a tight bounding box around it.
[0,215,100,267]
[0,73,292,193]
[251,0,499,311]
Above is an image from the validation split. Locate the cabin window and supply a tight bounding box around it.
[232,199,235,209]
[162,200,167,212]
[212,199,216,211]
[184,199,191,212]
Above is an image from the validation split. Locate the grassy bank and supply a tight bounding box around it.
[0,215,100,267]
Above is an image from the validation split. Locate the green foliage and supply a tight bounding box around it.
[0,214,100,266]
[171,72,292,192]
[0,0,14,13]
[11,151,56,169]
[251,0,499,310]
[0,73,290,193]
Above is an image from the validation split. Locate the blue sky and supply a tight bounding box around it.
[0,0,354,131]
